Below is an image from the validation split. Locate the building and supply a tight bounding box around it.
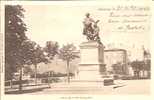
[104,49,128,75]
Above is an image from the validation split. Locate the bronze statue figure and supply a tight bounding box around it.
[83,13,102,44]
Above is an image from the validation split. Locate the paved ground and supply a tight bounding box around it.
[5,84,50,94]
[23,79,150,95]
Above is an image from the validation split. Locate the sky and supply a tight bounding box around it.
[22,3,150,61]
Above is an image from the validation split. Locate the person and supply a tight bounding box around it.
[82,13,102,44]
[82,13,95,36]
[93,20,102,44]
[93,20,100,38]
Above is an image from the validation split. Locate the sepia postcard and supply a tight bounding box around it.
[0,0,154,100]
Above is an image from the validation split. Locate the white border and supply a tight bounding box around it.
[0,0,153,100]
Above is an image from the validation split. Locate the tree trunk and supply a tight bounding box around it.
[137,71,140,79]
[143,70,145,77]
[66,60,70,83]
[10,79,13,88]
[47,72,51,88]
[19,67,23,92]
[34,64,37,85]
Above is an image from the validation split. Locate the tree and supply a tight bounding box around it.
[5,5,27,91]
[27,42,48,85]
[58,44,79,83]
[145,59,151,78]
[144,59,151,71]
[23,65,34,76]
[111,62,124,74]
[17,40,49,85]
[131,60,144,78]
[143,49,151,71]
[44,41,59,60]
[15,40,37,91]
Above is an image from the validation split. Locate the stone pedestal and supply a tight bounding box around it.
[76,41,106,81]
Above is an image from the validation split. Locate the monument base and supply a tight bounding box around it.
[75,64,106,81]
[74,41,106,82]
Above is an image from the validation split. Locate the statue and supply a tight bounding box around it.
[83,13,102,44]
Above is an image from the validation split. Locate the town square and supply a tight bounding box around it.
[1,1,151,96]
